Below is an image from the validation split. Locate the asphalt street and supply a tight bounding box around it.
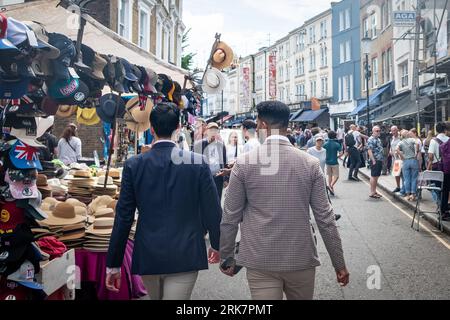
[191,167,450,300]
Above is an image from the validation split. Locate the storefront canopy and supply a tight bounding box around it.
[292,109,327,122]
[289,110,304,121]
[6,0,189,85]
[349,81,394,116]
[373,93,433,122]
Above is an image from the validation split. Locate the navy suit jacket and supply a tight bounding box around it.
[106,142,222,275]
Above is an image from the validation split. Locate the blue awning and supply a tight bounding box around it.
[289,109,303,121]
[292,109,327,122]
[349,81,394,116]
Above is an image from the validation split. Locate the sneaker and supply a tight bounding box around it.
[392,188,401,193]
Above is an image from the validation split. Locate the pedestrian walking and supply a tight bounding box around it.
[220,100,349,300]
[57,123,82,165]
[307,134,327,172]
[389,126,402,193]
[396,130,420,201]
[106,103,222,300]
[367,126,384,199]
[226,131,242,164]
[324,130,343,196]
[346,125,361,181]
[194,122,227,200]
[242,119,261,153]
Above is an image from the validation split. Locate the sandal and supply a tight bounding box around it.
[369,194,382,199]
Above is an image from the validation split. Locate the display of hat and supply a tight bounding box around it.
[40,96,59,116]
[143,68,158,94]
[4,169,39,200]
[23,21,60,59]
[55,105,77,118]
[86,217,114,236]
[211,41,234,70]
[119,58,138,82]
[65,198,87,209]
[0,78,30,99]
[48,76,89,105]
[93,207,115,218]
[73,170,91,178]
[47,32,77,80]
[76,107,100,126]
[41,202,85,226]
[6,260,43,290]
[35,116,55,139]
[0,202,27,233]
[96,94,126,124]
[8,140,43,170]
[88,195,114,214]
[108,168,121,179]
[124,97,152,132]
[157,74,173,97]
[202,67,226,94]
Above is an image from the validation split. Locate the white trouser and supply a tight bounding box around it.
[141,271,199,300]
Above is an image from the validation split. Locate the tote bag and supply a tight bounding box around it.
[392,160,403,177]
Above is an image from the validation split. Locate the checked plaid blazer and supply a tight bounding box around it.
[220,137,347,272]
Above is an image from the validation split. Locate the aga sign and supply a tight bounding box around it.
[393,11,417,27]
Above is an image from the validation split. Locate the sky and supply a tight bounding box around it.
[183,0,331,69]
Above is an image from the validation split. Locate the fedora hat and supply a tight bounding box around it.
[124,97,152,133]
[88,195,114,214]
[42,202,85,226]
[202,67,226,95]
[86,217,114,235]
[56,105,77,118]
[94,207,115,218]
[76,107,100,126]
[23,21,60,60]
[211,41,234,70]
[37,174,52,192]
[65,198,87,208]
[97,94,126,124]
[36,116,55,138]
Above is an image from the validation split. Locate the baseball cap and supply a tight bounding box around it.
[7,260,43,290]
[0,78,30,99]
[0,201,27,233]
[207,122,219,130]
[8,140,43,170]
[315,134,325,141]
[48,76,89,105]
[4,169,39,200]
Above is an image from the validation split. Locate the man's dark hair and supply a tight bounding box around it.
[242,119,257,130]
[150,103,180,138]
[256,101,290,129]
[328,130,337,139]
[436,122,446,134]
[311,127,321,136]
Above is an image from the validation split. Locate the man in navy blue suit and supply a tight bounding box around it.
[106,103,222,300]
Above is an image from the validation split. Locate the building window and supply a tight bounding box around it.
[371,13,377,38]
[363,17,369,38]
[299,32,305,50]
[321,77,328,98]
[286,43,290,57]
[343,75,350,101]
[138,8,150,51]
[400,61,409,88]
[381,51,386,84]
[372,57,378,88]
[296,59,300,76]
[309,26,315,44]
[345,8,351,29]
[310,80,317,98]
[286,63,290,80]
[386,48,392,81]
[118,0,132,40]
[345,40,351,62]
[156,19,163,58]
[338,77,342,101]
[340,43,345,64]
[339,11,345,32]
[309,49,316,71]
[320,21,327,39]
[256,75,263,90]
[320,46,328,67]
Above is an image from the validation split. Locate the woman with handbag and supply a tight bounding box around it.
[57,123,82,165]
[396,130,420,202]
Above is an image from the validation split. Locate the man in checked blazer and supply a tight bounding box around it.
[219,101,349,300]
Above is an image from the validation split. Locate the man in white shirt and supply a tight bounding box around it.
[427,122,450,219]
[242,119,260,153]
[336,126,345,143]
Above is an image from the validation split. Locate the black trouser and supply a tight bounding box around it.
[214,176,224,201]
[348,147,361,178]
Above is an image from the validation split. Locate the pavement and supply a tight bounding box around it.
[191,165,450,300]
[355,163,450,234]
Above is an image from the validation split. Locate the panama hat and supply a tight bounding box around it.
[211,41,234,70]
[76,107,100,126]
[56,105,77,118]
[88,195,114,214]
[42,202,86,226]
[202,67,226,95]
[65,198,87,208]
[93,207,115,218]
[86,217,114,235]
[124,96,152,133]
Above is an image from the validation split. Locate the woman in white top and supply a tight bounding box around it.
[57,124,82,165]
[226,131,242,164]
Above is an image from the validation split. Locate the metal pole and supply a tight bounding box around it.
[412,0,422,133]
[221,90,224,124]
[434,0,438,131]
[366,53,371,133]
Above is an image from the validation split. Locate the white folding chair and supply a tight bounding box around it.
[412,171,445,231]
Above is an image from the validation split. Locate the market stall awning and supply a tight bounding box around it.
[391,95,433,120]
[6,0,189,85]
[349,81,394,116]
[372,94,411,122]
[289,110,304,121]
[292,109,327,122]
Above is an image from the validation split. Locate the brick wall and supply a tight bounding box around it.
[131,0,139,45]
[85,0,112,29]
[150,6,157,54]
[110,0,118,35]
[53,116,105,159]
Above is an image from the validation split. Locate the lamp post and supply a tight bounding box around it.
[361,36,372,133]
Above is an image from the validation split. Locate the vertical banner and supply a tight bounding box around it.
[242,67,250,108]
[269,53,277,99]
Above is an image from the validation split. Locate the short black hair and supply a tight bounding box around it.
[256,101,290,129]
[150,102,180,138]
[242,119,257,130]
[436,122,447,134]
[328,130,337,139]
